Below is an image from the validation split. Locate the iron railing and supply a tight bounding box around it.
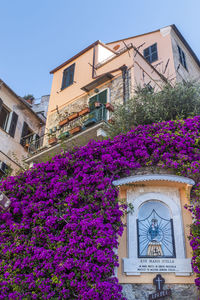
[25,106,108,156]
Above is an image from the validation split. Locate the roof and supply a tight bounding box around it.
[112,174,195,186]
[50,40,115,74]
[106,28,160,45]
[171,24,200,68]
[0,79,45,124]
[107,24,200,68]
[50,24,200,76]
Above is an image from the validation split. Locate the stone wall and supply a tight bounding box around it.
[122,283,199,300]
[110,68,133,106]
[45,72,130,144]
[47,94,88,133]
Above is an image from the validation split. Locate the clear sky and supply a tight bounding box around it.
[1,0,199,100]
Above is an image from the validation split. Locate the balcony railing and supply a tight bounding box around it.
[20,132,45,154]
[25,105,113,157]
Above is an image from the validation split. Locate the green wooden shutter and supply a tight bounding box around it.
[98,90,107,105]
[61,63,75,90]
[9,112,18,138]
[20,122,29,145]
[61,70,67,90]
[89,95,98,111]
[69,63,75,86]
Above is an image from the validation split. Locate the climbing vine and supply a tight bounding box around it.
[0,116,200,299]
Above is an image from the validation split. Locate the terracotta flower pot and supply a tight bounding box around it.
[68,112,79,121]
[106,103,114,112]
[48,137,57,145]
[24,143,30,150]
[78,107,90,116]
[108,119,114,124]
[69,126,81,135]
[95,102,101,108]
[59,118,69,127]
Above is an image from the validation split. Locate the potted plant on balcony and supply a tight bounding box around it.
[108,118,114,124]
[58,131,70,140]
[59,118,69,127]
[68,114,86,135]
[48,135,57,145]
[69,126,81,135]
[95,102,101,108]
[68,112,79,121]
[106,103,114,112]
[48,129,57,145]
[78,107,90,117]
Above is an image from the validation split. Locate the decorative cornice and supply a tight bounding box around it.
[112,174,195,186]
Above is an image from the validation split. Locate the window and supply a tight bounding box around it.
[61,63,75,90]
[0,99,18,137]
[177,45,187,70]
[0,104,10,131]
[88,89,107,122]
[0,161,9,177]
[143,43,158,63]
[20,121,34,147]
[9,112,18,138]
[137,201,175,258]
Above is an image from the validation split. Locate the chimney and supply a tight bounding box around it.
[25,98,34,105]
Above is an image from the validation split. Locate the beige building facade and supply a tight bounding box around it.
[23,25,198,169]
[0,80,45,175]
[26,24,200,166]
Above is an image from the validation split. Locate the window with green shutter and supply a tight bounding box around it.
[143,43,158,63]
[89,90,107,110]
[177,45,187,70]
[61,63,75,90]
[88,90,108,122]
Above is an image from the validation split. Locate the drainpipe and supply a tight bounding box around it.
[120,65,129,105]
[92,45,97,79]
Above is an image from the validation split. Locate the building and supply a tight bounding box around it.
[26,24,200,167]
[0,79,46,176]
[31,94,50,120]
[5,24,200,298]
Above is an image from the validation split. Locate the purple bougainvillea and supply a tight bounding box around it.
[0,116,200,299]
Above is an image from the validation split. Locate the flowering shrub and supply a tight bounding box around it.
[1,116,200,299]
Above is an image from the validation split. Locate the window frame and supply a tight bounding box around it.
[20,121,34,148]
[0,104,10,132]
[143,43,158,64]
[61,63,75,90]
[88,88,109,122]
[177,45,188,70]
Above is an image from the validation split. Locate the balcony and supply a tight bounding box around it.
[24,105,112,166]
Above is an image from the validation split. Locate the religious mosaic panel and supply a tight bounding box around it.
[137,201,176,258]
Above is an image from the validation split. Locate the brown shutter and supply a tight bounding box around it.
[9,112,18,138]
[20,122,29,145]
[0,98,3,113]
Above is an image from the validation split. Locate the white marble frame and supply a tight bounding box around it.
[124,191,192,276]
